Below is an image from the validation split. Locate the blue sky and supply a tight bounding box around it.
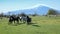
[0,0,60,13]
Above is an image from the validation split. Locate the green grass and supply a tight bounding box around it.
[0,16,60,34]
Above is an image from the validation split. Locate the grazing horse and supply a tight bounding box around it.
[19,16,32,24]
[8,15,20,24]
[19,16,27,23]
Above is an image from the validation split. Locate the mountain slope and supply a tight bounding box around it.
[5,6,55,15]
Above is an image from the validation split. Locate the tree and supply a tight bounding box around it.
[32,13,38,16]
[47,9,58,15]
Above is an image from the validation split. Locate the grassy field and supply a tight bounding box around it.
[0,16,60,34]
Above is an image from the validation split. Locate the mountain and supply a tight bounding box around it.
[4,6,58,15]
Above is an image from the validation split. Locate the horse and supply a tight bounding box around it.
[19,16,27,23]
[19,16,32,24]
[26,16,32,24]
[8,15,20,24]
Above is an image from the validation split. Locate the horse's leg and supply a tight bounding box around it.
[14,20,15,24]
[21,19,23,23]
[8,20,12,25]
[27,18,31,25]
[20,19,21,21]
[26,19,30,25]
[24,20,26,24]
[17,20,19,24]
[27,21,30,25]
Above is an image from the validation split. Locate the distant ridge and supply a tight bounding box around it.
[4,5,59,15]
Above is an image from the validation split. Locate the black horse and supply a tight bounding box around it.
[26,16,31,24]
[8,15,20,24]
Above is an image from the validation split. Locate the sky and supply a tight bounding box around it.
[0,0,60,13]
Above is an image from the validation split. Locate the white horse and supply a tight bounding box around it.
[19,16,31,24]
[19,16,27,23]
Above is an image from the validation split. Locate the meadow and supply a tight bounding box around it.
[0,16,60,34]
